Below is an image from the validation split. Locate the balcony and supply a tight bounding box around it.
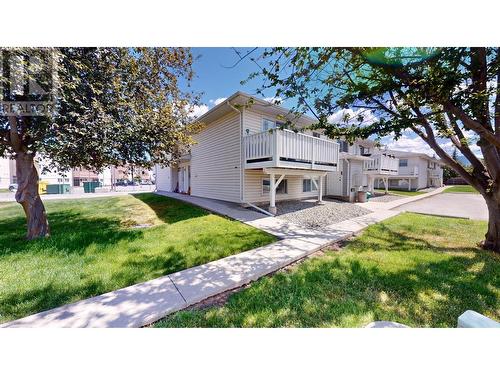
[243,129,339,172]
[363,154,399,175]
[428,169,443,178]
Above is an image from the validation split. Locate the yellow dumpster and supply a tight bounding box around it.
[38,181,48,195]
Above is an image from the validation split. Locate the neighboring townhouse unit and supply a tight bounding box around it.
[329,138,399,201]
[374,150,444,191]
[155,92,401,213]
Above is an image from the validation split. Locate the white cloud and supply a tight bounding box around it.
[186,104,209,119]
[209,97,227,106]
[328,108,378,126]
[381,133,483,158]
[383,134,435,156]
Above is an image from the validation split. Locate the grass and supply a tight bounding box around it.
[155,213,499,328]
[0,189,10,193]
[445,185,479,194]
[0,193,275,323]
[375,188,425,197]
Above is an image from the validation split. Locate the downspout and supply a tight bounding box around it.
[226,102,245,203]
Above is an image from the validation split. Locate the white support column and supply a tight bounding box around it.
[368,176,374,194]
[384,177,389,194]
[408,178,411,191]
[318,175,324,203]
[269,173,276,215]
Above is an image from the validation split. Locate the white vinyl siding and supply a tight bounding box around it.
[244,170,326,203]
[190,112,241,202]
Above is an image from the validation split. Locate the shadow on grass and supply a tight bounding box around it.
[0,193,274,323]
[0,210,144,256]
[130,193,209,224]
[159,227,499,328]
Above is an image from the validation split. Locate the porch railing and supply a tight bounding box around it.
[363,154,399,175]
[243,129,339,168]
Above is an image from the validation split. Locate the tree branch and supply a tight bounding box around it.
[447,113,486,174]
[495,47,500,135]
[444,102,500,148]
[8,116,23,152]
[410,107,485,193]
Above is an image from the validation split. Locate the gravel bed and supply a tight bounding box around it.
[261,199,372,229]
[368,194,405,203]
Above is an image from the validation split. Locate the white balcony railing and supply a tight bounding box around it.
[244,129,339,171]
[399,166,419,176]
[363,154,399,175]
[429,169,443,178]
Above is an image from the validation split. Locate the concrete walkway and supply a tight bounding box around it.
[1,191,400,328]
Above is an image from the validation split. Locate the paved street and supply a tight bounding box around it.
[394,193,488,220]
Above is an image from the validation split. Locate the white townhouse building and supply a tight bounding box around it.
[155,92,400,214]
[374,150,444,191]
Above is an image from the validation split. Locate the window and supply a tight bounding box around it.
[339,140,349,153]
[262,119,275,131]
[303,178,320,192]
[312,132,321,138]
[262,178,288,194]
[399,159,408,167]
[262,119,287,132]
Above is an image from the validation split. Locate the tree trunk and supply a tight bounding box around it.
[482,195,500,253]
[15,152,50,240]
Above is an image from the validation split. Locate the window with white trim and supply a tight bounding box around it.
[302,178,320,192]
[339,140,349,153]
[262,178,288,194]
[262,119,286,132]
[399,159,408,167]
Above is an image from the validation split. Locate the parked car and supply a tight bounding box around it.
[8,183,18,192]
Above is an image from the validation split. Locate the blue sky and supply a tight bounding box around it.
[187,48,478,159]
[189,48,263,102]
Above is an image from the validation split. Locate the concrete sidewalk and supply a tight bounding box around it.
[1,192,399,328]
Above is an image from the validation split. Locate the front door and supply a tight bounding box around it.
[183,166,190,194]
[327,170,343,196]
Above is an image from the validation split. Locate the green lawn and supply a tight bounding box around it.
[0,193,275,323]
[445,185,479,194]
[155,213,499,328]
[375,188,425,197]
[0,189,10,193]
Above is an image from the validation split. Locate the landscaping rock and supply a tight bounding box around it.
[267,199,372,229]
